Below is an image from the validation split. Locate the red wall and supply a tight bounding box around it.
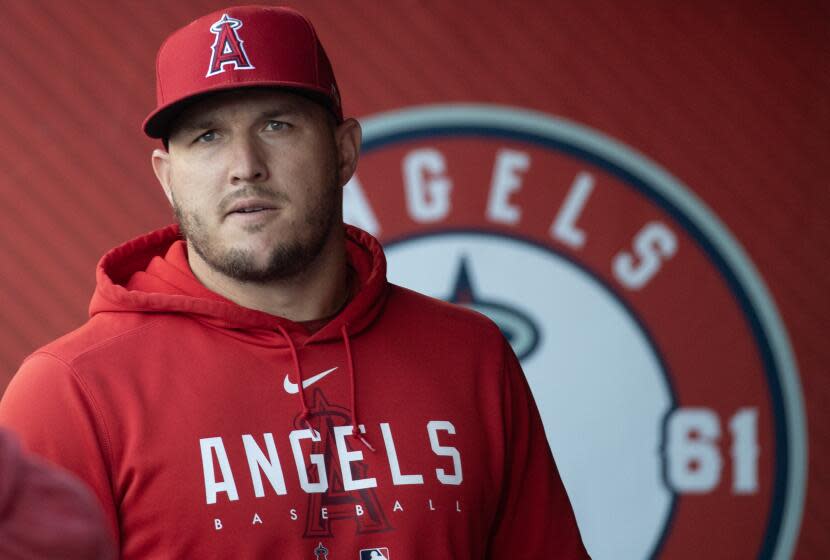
[0,1,825,557]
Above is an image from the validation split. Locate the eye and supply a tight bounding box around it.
[196,130,218,143]
[265,120,288,132]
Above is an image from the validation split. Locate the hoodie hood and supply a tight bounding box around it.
[89,223,389,346]
[90,224,389,450]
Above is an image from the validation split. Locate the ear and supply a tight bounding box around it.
[334,118,362,188]
[151,148,174,206]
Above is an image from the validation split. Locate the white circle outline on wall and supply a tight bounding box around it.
[358,103,806,560]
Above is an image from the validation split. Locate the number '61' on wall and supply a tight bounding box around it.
[664,408,759,494]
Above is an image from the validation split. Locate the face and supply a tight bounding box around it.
[152,89,360,283]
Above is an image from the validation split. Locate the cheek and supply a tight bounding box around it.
[297,152,338,195]
[171,167,216,210]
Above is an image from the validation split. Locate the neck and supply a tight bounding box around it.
[187,231,350,322]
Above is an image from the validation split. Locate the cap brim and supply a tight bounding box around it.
[142,82,341,139]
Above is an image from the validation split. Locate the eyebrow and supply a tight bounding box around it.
[259,99,315,119]
[174,104,308,136]
[175,119,216,135]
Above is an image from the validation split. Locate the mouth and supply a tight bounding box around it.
[224,199,280,218]
[232,207,272,214]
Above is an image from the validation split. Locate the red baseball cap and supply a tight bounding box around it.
[143,5,342,139]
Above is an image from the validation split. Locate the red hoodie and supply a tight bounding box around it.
[0,224,589,559]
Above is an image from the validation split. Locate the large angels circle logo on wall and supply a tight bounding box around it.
[343,105,806,559]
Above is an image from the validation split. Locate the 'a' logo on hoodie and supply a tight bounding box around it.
[298,390,392,536]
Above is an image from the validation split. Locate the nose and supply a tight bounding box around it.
[228,133,269,184]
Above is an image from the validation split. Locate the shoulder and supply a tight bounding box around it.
[8,312,178,393]
[383,283,505,342]
[33,311,173,368]
[0,312,176,454]
[3,311,164,398]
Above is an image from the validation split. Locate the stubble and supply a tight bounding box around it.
[173,174,341,284]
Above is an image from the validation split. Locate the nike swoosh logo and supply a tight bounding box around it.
[283,367,338,394]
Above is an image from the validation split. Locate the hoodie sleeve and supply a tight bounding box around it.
[0,353,119,548]
[487,341,590,559]
[0,428,116,559]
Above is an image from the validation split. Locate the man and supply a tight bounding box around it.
[0,5,589,558]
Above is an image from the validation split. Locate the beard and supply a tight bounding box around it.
[172,177,341,284]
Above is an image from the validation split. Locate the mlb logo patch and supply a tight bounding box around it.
[359,548,390,560]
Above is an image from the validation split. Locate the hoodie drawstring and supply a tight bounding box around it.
[276,324,319,439]
[276,323,374,452]
[342,324,375,452]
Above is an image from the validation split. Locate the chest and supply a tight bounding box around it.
[102,333,505,558]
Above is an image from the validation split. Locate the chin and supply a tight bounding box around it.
[224,231,284,256]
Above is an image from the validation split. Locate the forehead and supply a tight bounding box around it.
[169,88,324,135]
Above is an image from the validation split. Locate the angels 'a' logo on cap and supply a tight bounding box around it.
[206,13,255,77]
